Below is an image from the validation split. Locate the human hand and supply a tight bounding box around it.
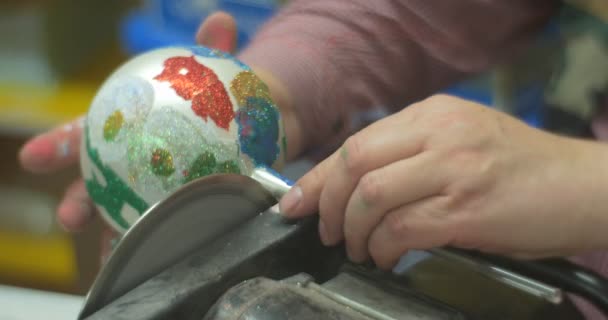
[18,12,241,233]
[279,94,608,269]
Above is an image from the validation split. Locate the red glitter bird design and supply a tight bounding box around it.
[154,56,234,130]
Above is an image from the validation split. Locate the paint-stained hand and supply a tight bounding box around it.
[18,12,240,233]
[278,94,608,269]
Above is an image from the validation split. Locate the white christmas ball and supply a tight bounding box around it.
[80,46,286,233]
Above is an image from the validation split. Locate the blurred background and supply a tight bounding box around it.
[0,0,602,317]
[0,0,286,302]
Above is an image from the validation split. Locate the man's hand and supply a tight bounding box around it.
[279,94,608,269]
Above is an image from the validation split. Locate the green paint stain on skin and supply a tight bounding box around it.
[103,110,124,141]
[357,193,372,210]
[84,125,149,230]
[340,145,349,160]
[150,148,175,177]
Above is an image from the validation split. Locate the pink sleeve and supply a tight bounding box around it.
[238,0,557,153]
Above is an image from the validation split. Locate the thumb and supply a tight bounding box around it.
[195,11,238,53]
[279,151,339,218]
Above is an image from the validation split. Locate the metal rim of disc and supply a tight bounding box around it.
[79,174,276,319]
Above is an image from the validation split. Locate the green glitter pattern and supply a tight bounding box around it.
[123,106,246,193]
[216,159,240,174]
[184,151,216,182]
[84,125,149,230]
[150,148,176,177]
[183,151,241,184]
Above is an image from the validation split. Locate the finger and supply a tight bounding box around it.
[57,178,95,232]
[344,151,448,262]
[318,117,426,246]
[195,11,238,53]
[19,116,84,174]
[279,150,340,219]
[279,110,421,239]
[368,197,456,270]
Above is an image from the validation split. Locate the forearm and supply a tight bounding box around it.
[567,138,608,251]
[239,0,557,158]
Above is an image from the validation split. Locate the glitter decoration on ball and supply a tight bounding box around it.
[80,46,286,233]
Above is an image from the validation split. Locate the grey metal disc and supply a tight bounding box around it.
[79,174,276,319]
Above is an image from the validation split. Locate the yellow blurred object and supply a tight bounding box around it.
[0,230,78,289]
[0,0,132,294]
[0,83,96,133]
[0,84,91,290]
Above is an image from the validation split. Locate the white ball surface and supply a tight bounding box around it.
[80,46,285,233]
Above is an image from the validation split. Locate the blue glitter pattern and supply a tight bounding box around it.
[188,46,251,70]
[236,97,280,167]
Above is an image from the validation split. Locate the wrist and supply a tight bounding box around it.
[564,137,608,251]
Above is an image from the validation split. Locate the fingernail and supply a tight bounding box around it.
[63,117,85,132]
[205,24,223,45]
[206,23,234,51]
[279,186,302,216]
[202,33,215,46]
[319,220,330,245]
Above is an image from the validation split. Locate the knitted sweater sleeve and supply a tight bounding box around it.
[238,0,556,151]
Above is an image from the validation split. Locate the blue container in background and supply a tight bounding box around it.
[120,0,280,55]
[443,20,561,129]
